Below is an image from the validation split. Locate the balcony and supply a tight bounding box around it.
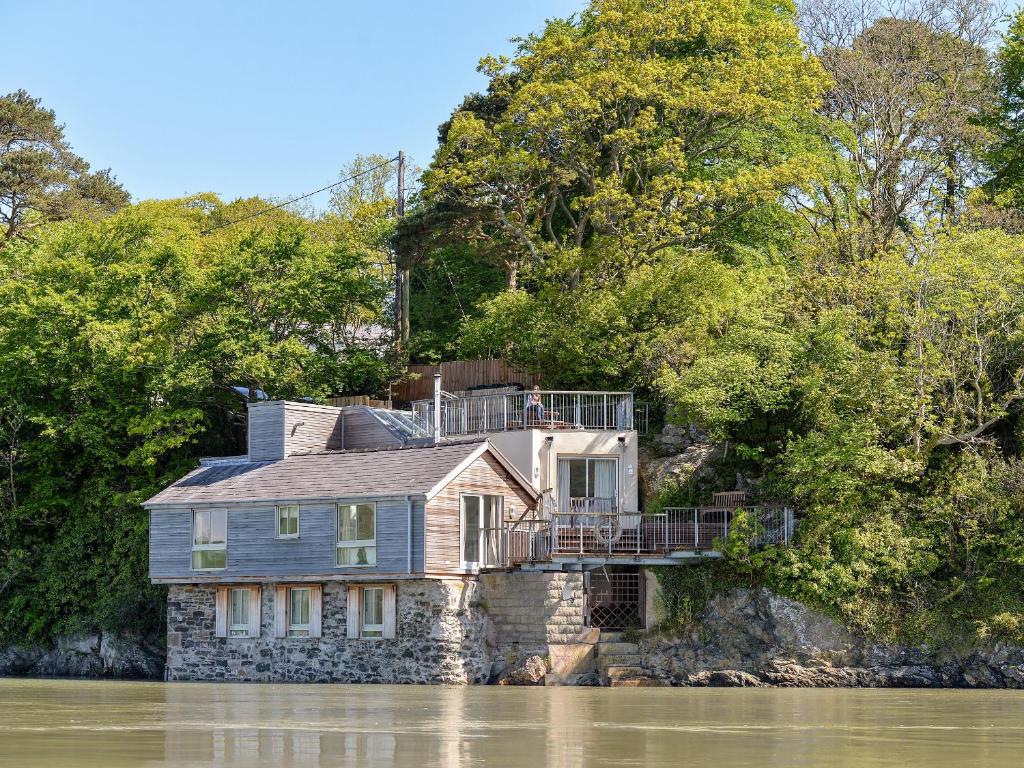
[410,390,635,438]
[485,506,796,566]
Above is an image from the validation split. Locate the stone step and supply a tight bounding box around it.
[595,642,639,656]
[597,654,643,671]
[598,631,624,642]
[608,677,666,688]
[603,664,664,687]
[604,663,647,679]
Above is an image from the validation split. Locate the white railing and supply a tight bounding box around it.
[490,506,796,564]
[410,390,634,438]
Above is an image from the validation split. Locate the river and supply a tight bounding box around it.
[0,679,1021,767]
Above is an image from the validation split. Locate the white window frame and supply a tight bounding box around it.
[276,504,300,539]
[460,493,503,568]
[337,502,377,567]
[361,586,385,638]
[191,509,227,571]
[557,455,620,512]
[228,587,250,637]
[287,587,312,637]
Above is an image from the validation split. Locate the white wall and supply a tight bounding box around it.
[487,429,639,512]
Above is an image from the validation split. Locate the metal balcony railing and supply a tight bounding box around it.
[410,390,635,437]
[486,506,796,565]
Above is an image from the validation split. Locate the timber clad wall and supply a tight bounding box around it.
[337,408,404,450]
[247,402,286,461]
[149,498,424,581]
[283,404,345,455]
[425,452,536,573]
[247,401,405,458]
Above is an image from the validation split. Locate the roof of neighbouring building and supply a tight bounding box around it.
[143,439,536,507]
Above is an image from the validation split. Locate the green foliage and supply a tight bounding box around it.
[0,197,393,644]
[0,90,129,246]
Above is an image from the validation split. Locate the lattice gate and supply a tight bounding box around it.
[585,569,643,629]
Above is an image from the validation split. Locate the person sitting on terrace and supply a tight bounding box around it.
[524,386,545,425]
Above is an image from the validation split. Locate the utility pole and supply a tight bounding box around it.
[394,151,410,348]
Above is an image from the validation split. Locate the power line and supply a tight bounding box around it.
[200,155,400,236]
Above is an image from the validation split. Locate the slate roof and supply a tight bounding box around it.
[144,440,491,507]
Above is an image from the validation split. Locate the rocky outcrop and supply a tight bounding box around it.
[0,632,164,679]
[644,588,1024,689]
[498,655,547,685]
[641,444,721,500]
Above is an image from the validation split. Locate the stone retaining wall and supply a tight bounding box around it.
[477,572,587,667]
[167,579,491,683]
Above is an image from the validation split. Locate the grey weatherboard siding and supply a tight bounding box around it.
[149,498,425,581]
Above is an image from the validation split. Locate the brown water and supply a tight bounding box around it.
[0,679,1021,767]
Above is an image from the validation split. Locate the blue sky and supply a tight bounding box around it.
[3,1,585,204]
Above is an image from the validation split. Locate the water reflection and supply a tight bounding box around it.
[0,679,1021,768]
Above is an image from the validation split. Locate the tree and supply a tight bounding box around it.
[796,1,998,259]
[0,196,394,643]
[0,90,129,246]
[422,0,829,289]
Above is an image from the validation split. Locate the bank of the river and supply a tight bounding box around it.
[0,632,163,679]
[642,588,1024,689]
[3,587,1023,688]
[1,678,1022,768]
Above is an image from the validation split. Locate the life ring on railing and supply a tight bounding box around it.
[592,516,623,546]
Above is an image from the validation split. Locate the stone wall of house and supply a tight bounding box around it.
[166,579,491,684]
[477,571,588,670]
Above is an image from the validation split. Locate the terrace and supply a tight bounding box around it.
[482,502,796,568]
[410,389,637,438]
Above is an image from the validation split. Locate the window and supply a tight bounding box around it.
[229,588,250,637]
[557,457,618,513]
[337,503,376,566]
[461,495,502,567]
[215,586,259,639]
[361,587,384,638]
[288,587,311,637]
[277,504,299,538]
[274,585,321,639]
[192,509,227,569]
[347,584,396,639]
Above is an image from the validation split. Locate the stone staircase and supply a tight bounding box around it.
[595,631,664,687]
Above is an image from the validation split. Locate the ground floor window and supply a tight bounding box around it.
[288,588,311,637]
[273,584,322,638]
[346,584,396,639]
[215,586,260,638]
[229,588,250,636]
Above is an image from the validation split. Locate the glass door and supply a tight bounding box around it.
[461,494,503,568]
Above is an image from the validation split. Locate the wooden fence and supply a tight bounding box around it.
[394,359,541,403]
[327,395,393,409]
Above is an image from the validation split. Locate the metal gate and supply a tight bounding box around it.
[585,569,643,629]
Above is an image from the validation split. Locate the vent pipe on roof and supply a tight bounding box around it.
[433,373,442,444]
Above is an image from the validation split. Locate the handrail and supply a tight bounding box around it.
[488,506,796,566]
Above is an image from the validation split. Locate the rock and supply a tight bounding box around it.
[0,632,164,679]
[642,587,1024,689]
[705,669,765,687]
[652,424,705,455]
[0,646,44,675]
[100,633,165,679]
[499,655,547,686]
[642,443,720,499]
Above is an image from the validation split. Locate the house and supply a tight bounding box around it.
[146,394,794,683]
